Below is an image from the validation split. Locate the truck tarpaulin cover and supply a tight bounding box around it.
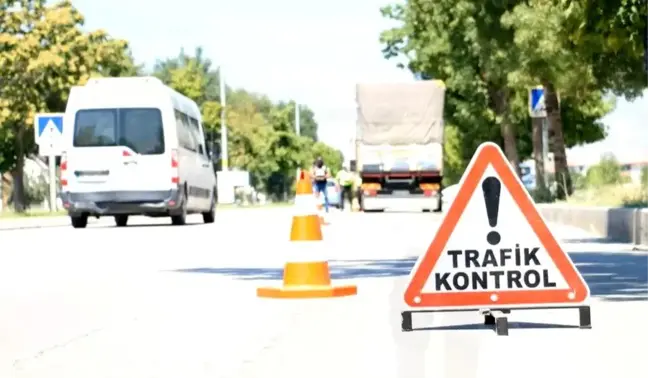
[356,81,445,145]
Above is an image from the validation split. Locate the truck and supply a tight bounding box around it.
[354,80,446,212]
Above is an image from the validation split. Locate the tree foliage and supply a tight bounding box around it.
[151,48,343,199]
[379,0,644,190]
[0,0,343,211]
[0,0,136,210]
[571,0,647,97]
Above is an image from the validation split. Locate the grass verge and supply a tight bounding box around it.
[0,209,67,219]
[560,184,647,208]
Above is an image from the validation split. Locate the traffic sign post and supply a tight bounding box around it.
[400,142,592,336]
[529,86,550,187]
[34,113,64,213]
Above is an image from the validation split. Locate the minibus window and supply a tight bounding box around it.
[73,109,117,147]
[73,108,164,155]
[120,108,164,155]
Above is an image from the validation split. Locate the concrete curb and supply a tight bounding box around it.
[538,204,648,246]
[0,216,71,231]
[1,206,646,245]
[0,216,109,230]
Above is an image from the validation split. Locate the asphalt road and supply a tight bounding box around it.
[0,208,646,377]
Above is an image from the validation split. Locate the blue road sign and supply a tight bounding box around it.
[529,87,546,118]
[530,88,544,112]
[36,114,63,137]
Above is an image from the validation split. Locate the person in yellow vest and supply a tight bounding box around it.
[335,164,355,211]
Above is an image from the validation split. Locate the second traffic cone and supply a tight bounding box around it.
[256,170,357,299]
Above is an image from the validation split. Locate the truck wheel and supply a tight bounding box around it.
[114,215,129,227]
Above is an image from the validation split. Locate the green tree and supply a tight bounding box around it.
[153,47,220,104]
[502,1,594,199]
[153,47,339,200]
[226,101,278,188]
[270,101,318,141]
[382,0,526,174]
[380,0,614,193]
[571,0,647,97]
[502,0,646,198]
[0,0,135,211]
[282,101,318,141]
[442,124,465,186]
[310,141,343,175]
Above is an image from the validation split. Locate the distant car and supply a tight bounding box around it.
[313,179,340,208]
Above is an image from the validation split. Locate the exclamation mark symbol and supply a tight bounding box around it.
[482,176,501,245]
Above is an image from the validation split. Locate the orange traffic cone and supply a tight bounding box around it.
[256,170,357,299]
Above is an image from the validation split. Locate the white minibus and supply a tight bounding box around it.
[59,76,217,228]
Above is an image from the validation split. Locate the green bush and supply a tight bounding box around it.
[571,171,586,190]
[565,184,646,207]
[529,187,554,203]
[585,154,624,188]
[24,174,49,208]
[641,166,648,189]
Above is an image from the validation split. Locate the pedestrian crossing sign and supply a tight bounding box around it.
[529,86,546,118]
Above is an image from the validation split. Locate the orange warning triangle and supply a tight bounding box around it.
[405,142,589,309]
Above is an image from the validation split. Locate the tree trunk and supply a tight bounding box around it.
[489,86,521,176]
[531,117,547,192]
[11,125,27,213]
[542,80,572,199]
[500,120,521,176]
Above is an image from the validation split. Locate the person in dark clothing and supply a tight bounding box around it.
[310,156,330,212]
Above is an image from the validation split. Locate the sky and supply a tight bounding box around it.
[71,0,647,164]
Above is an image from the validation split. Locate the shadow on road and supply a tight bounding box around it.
[414,321,579,332]
[107,222,205,228]
[172,251,648,301]
[571,252,648,301]
[173,257,417,280]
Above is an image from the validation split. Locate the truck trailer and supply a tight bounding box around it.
[355,80,446,212]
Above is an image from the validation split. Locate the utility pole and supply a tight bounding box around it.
[220,66,228,171]
[295,101,300,136]
[295,101,301,184]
